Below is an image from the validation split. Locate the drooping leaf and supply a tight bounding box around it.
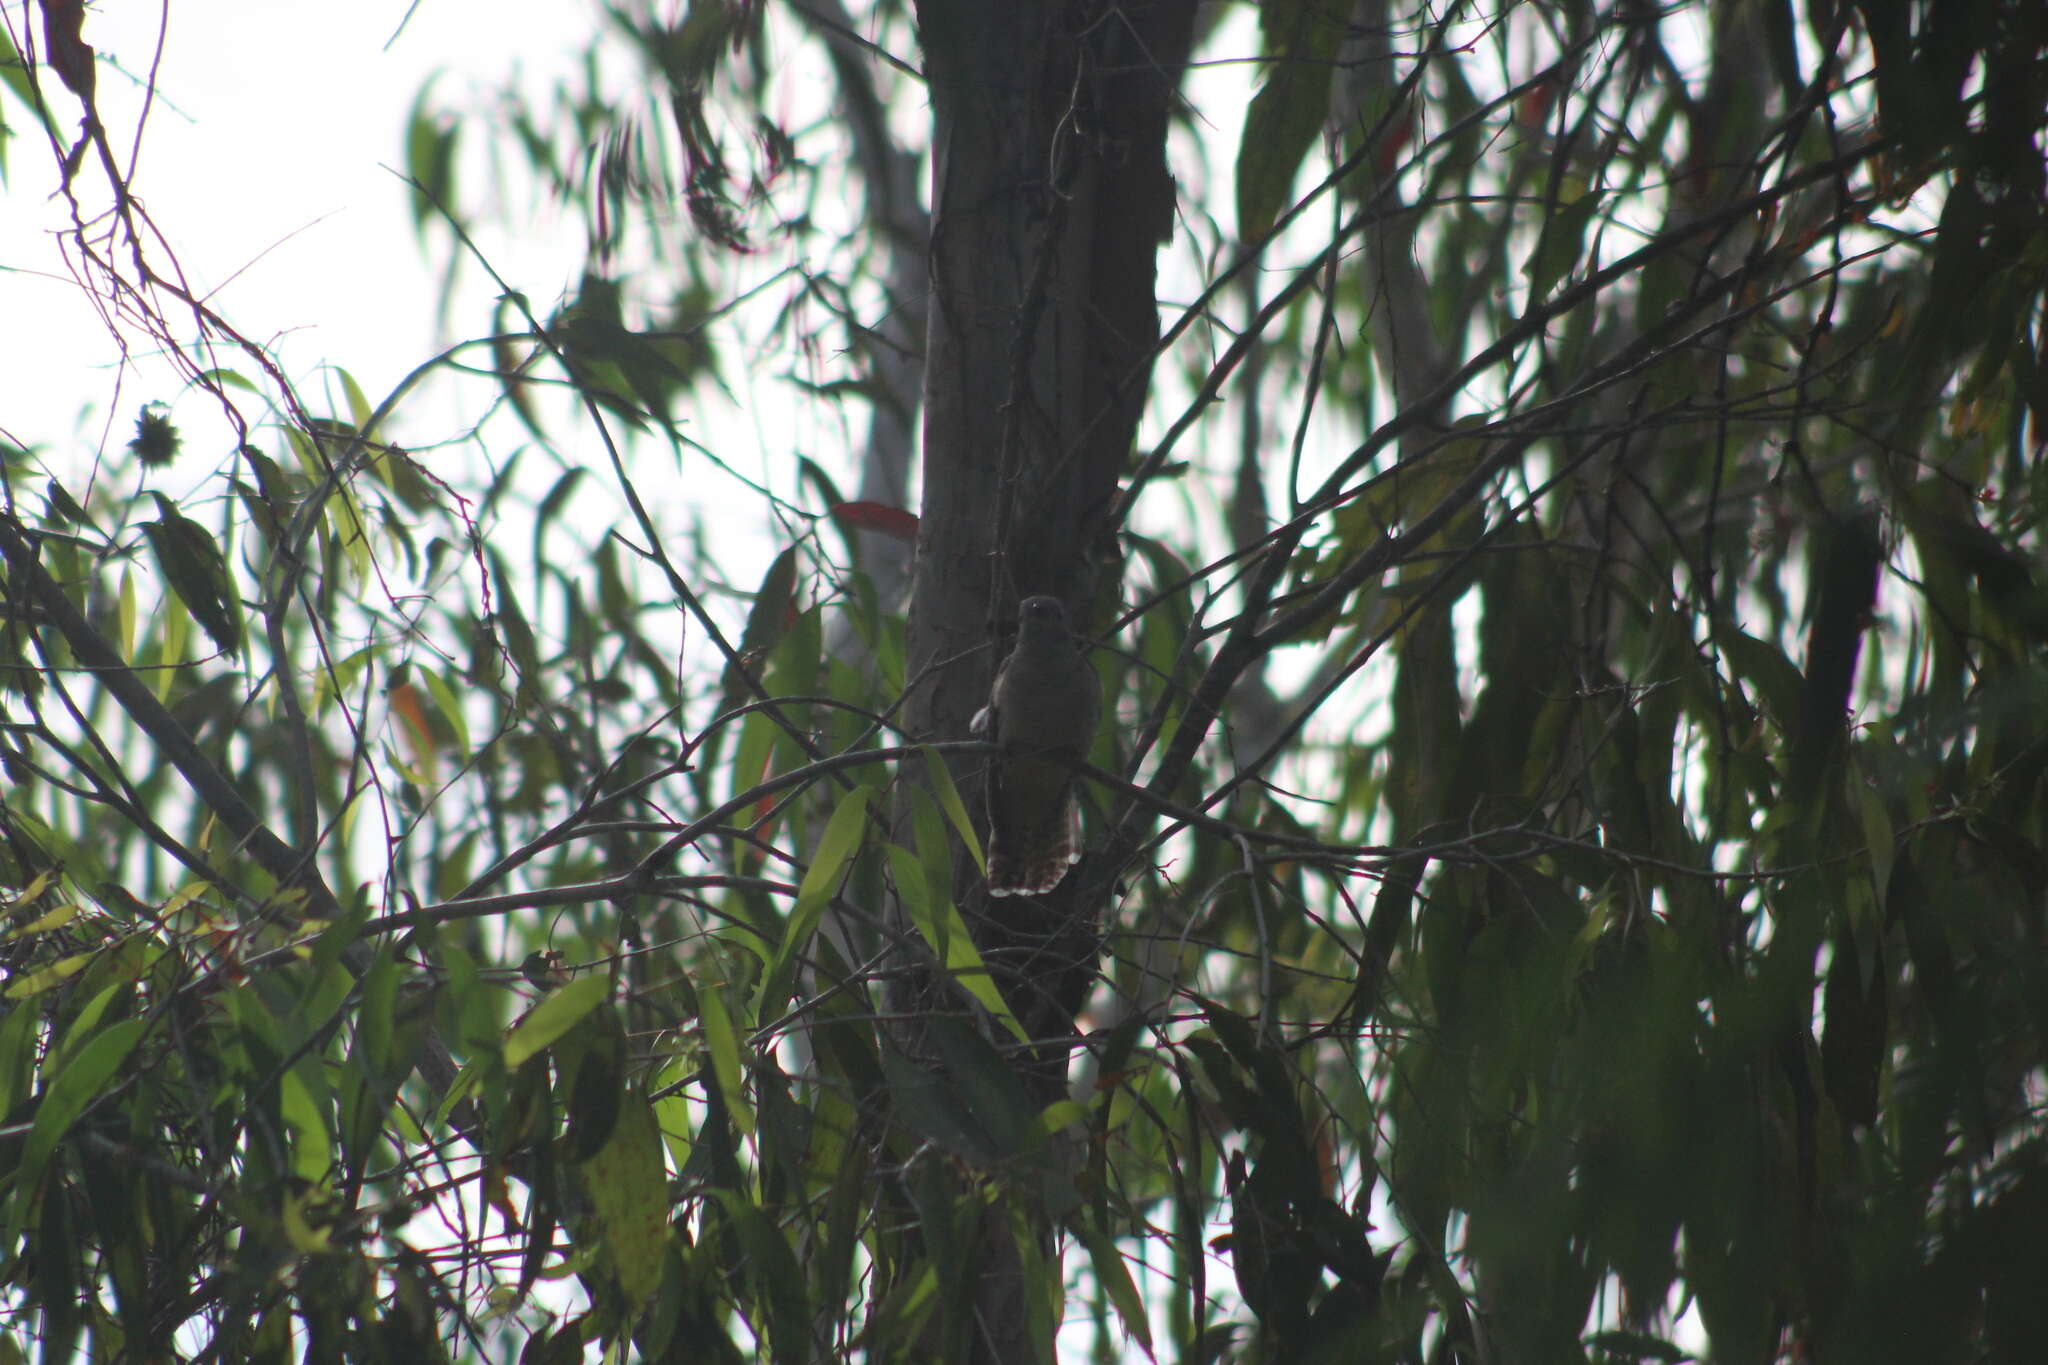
[4,1018,146,1243]
[828,499,918,542]
[718,545,799,718]
[581,1089,670,1310]
[1524,186,1606,302]
[142,493,242,658]
[695,983,754,1136]
[756,783,873,1019]
[1076,1214,1154,1358]
[1236,0,1344,241]
[503,974,613,1070]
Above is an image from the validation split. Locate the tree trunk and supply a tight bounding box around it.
[897,2,1196,1358]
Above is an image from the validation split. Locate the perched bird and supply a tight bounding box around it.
[974,596,1101,896]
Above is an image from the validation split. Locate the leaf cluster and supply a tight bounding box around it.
[1,1,2046,1363]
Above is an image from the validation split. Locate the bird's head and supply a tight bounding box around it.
[1016,595,1069,640]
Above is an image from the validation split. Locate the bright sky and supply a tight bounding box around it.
[2,1,592,479]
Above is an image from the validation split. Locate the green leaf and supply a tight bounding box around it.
[878,1042,995,1163]
[923,748,983,874]
[1716,626,1806,732]
[503,974,612,1069]
[862,1260,939,1354]
[150,589,191,700]
[3,900,78,945]
[1855,776,1895,895]
[581,1089,669,1310]
[696,984,754,1136]
[4,1018,147,1243]
[924,1017,1040,1161]
[533,469,586,563]
[279,1068,335,1182]
[42,479,95,532]
[142,493,242,658]
[193,367,261,395]
[888,843,1027,1044]
[0,994,42,1120]
[0,25,65,184]
[1524,186,1606,302]
[51,981,131,1071]
[334,367,375,432]
[560,1018,626,1162]
[908,786,953,915]
[1236,0,1343,241]
[1075,1217,1153,1357]
[718,546,799,717]
[711,1190,808,1357]
[487,551,547,704]
[3,952,93,998]
[117,565,137,659]
[405,79,461,235]
[756,784,873,1019]
[419,664,473,760]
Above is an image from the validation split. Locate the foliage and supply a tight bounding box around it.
[2,1,2046,1362]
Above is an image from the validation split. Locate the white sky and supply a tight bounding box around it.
[2,1,592,478]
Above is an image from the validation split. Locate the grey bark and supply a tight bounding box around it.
[903,0,1194,1063]
[892,3,1197,1360]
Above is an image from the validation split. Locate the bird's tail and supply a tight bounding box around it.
[986,786,1081,897]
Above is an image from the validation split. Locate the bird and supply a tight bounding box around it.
[974,596,1101,897]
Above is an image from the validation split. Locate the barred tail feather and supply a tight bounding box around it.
[986,789,1082,897]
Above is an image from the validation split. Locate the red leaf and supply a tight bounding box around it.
[1375,110,1415,180]
[1519,76,1559,131]
[829,500,919,542]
